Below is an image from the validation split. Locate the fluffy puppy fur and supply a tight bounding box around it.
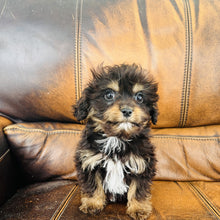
[74,64,159,220]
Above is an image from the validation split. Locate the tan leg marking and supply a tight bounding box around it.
[79,172,106,215]
[127,181,152,220]
[80,150,103,171]
[125,154,147,174]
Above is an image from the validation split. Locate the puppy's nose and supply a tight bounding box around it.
[121,108,133,118]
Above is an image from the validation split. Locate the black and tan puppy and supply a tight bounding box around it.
[74,64,159,220]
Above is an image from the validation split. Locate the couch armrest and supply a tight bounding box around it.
[0,116,18,206]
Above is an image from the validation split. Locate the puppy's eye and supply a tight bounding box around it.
[104,89,115,101]
[135,92,144,104]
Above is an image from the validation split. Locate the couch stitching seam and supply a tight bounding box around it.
[151,135,220,141]
[51,185,78,220]
[0,149,10,163]
[179,0,193,128]
[79,0,83,96]
[4,127,220,140]
[188,182,220,219]
[4,127,82,135]
[74,0,79,102]
[74,0,83,102]
[179,0,188,127]
[183,0,193,127]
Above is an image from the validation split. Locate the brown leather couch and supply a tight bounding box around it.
[0,0,220,219]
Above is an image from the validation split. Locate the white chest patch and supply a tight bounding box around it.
[103,158,128,198]
[95,136,147,201]
[96,136,128,199]
[96,136,125,155]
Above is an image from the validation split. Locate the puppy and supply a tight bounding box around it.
[74,64,159,220]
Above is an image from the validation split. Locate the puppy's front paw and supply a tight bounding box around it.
[79,193,106,215]
[127,208,151,220]
[79,202,104,215]
[127,199,152,220]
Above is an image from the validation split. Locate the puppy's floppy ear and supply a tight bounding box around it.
[148,81,159,125]
[150,104,158,125]
[74,67,98,122]
[73,91,90,121]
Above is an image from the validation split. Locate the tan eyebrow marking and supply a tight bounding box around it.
[133,84,144,93]
[107,80,119,92]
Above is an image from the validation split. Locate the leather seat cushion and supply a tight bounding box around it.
[0,180,219,219]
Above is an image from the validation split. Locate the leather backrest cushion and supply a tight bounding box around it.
[3,123,83,182]
[0,0,220,128]
[80,0,220,128]
[0,0,76,123]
